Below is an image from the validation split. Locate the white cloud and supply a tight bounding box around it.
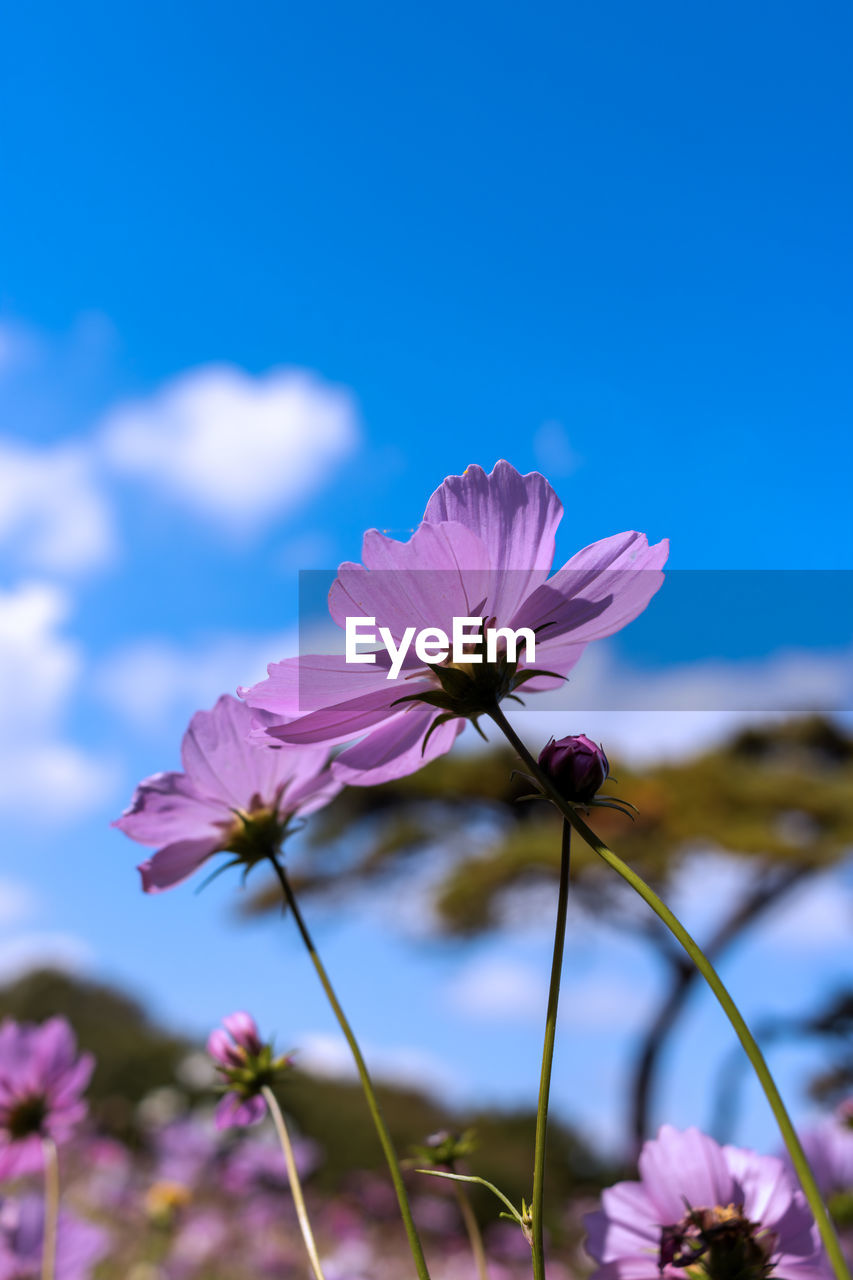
[95,628,298,734]
[0,876,38,927]
[746,866,852,954]
[564,972,656,1031]
[101,363,360,529]
[449,956,547,1023]
[0,931,95,983]
[0,582,115,819]
[448,952,655,1031]
[295,1031,460,1099]
[513,640,853,764]
[0,438,115,574]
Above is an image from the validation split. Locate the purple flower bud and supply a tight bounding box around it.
[207,1013,292,1130]
[206,1029,243,1069]
[538,734,609,804]
[222,1012,263,1056]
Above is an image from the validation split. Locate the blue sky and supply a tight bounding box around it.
[0,1,851,1160]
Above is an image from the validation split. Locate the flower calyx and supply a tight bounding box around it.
[391,619,564,754]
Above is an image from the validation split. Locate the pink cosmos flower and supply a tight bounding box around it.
[584,1125,832,1280]
[786,1104,853,1202]
[207,1012,291,1130]
[0,1196,108,1280]
[242,461,668,785]
[0,1019,93,1181]
[113,693,340,893]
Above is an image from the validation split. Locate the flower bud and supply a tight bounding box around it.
[411,1127,477,1169]
[222,1011,263,1055]
[206,1028,243,1069]
[207,1012,292,1130]
[538,734,609,804]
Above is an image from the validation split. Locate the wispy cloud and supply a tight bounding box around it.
[0,582,115,819]
[514,640,853,763]
[0,876,38,927]
[448,955,547,1023]
[0,438,116,575]
[95,627,298,734]
[294,1030,461,1099]
[0,931,95,983]
[100,364,360,531]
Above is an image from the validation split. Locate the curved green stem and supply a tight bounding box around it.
[452,1181,490,1280]
[531,820,571,1280]
[488,703,852,1280]
[262,1085,327,1280]
[268,855,431,1280]
[41,1138,59,1280]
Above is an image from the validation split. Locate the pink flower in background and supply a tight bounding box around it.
[242,460,668,785]
[114,694,340,892]
[0,1019,93,1181]
[0,1196,108,1280]
[207,1012,291,1131]
[585,1125,831,1280]
[222,1130,320,1196]
[792,1119,853,1202]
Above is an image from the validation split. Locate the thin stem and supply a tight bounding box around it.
[262,1085,327,1280]
[488,703,852,1280]
[531,820,571,1280]
[41,1138,59,1280]
[268,855,432,1280]
[453,1180,490,1280]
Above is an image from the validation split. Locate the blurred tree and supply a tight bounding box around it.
[710,984,853,1141]
[243,716,853,1151]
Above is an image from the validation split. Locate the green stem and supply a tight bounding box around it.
[268,855,432,1280]
[488,703,852,1280]
[531,820,571,1280]
[41,1138,59,1280]
[453,1180,490,1280]
[262,1085,327,1280]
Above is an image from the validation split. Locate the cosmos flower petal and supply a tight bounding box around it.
[330,521,493,642]
[112,771,226,845]
[180,694,293,810]
[638,1125,732,1224]
[215,1092,267,1131]
[115,695,338,893]
[240,652,409,720]
[0,1018,91,1174]
[284,764,343,816]
[725,1147,795,1227]
[331,704,465,786]
[0,1196,109,1280]
[137,836,221,894]
[514,533,669,642]
[0,1134,44,1179]
[585,1182,660,1262]
[586,1127,832,1280]
[424,461,563,620]
[514,633,588,691]
[235,464,667,787]
[259,681,435,748]
[207,1029,240,1068]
